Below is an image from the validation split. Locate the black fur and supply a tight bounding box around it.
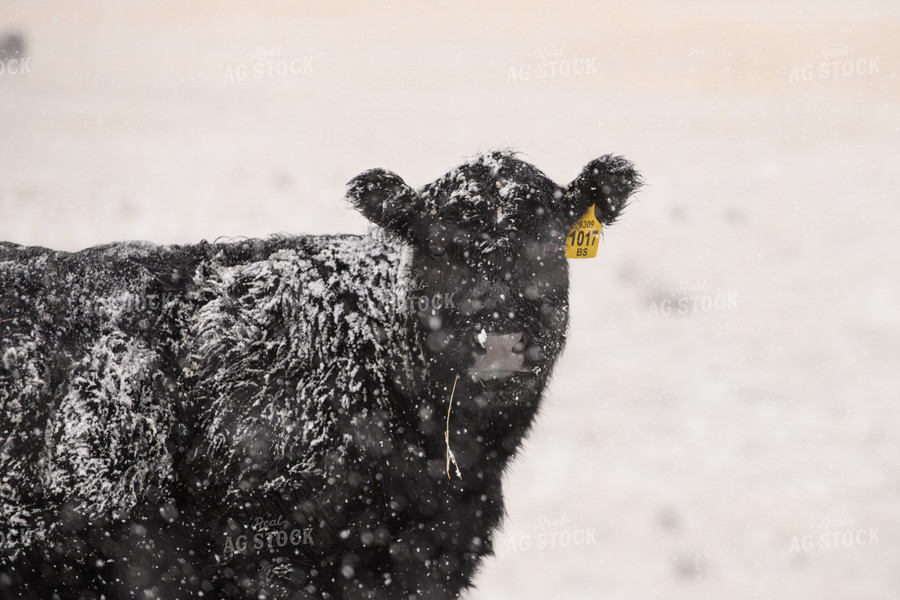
[0,150,641,599]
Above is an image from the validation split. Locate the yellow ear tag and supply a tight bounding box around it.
[564,205,601,259]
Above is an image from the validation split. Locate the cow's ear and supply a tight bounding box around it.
[562,155,642,226]
[346,168,423,240]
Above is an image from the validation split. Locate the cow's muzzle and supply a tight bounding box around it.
[468,330,531,381]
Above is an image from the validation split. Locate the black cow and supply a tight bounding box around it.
[0,150,641,599]
[0,32,25,65]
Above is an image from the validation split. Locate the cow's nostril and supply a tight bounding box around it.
[472,330,488,355]
[525,345,543,362]
[511,338,526,354]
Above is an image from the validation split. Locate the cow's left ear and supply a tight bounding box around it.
[346,168,423,240]
[562,155,642,226]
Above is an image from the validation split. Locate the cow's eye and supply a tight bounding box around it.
[429,243,445,257]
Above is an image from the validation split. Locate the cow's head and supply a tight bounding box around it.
[347,150,641,408]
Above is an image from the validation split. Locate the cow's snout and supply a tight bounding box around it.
[469,330,530,380]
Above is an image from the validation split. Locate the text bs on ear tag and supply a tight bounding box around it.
[565,205,601,259]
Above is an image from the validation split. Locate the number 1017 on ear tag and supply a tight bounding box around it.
[564,205,601,259]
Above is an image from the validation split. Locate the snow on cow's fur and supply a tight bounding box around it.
[0,150,641,599]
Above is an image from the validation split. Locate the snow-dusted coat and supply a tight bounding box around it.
[0,150,641,599]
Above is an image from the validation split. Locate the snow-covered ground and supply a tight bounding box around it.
[2,1,899,597]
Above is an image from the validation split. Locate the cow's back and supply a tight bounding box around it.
[0,240,200,557]
[180,231,413,499]
[0,231,416,595]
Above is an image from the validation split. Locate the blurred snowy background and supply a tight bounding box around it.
[1,1,899,597]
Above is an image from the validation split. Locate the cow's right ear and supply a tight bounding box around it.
[346,168,423,241]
